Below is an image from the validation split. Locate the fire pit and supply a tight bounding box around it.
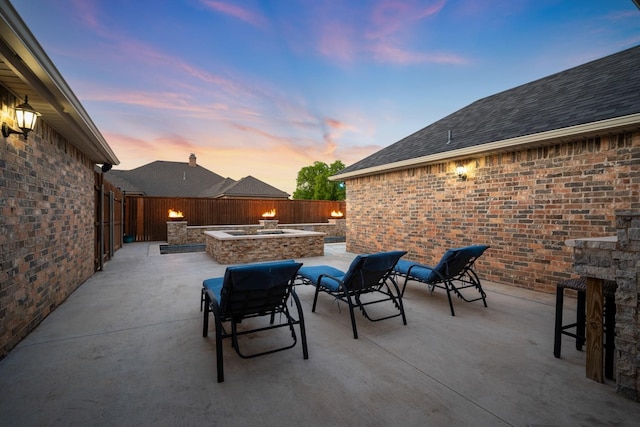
[261,209,277,219]
[168,209,184,221]
[205,228,325,264]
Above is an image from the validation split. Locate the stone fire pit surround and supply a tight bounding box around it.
[205,228,325,264]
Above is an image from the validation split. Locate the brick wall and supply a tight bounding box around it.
[0,90,95,358]
[345,132,640,293]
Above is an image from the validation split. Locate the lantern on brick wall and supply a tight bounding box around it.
[2,95,40,139]
[456,165,467,180]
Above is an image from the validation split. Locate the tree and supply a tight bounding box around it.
[293,160,346,200]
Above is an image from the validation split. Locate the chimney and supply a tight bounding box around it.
[189,153,197,167]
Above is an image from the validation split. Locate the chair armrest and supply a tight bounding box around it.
[205,289,221,309]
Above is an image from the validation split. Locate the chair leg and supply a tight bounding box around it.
[311,285,321,312]
[400,276,410,298]
[576,290,586,351]
[203,292,210,337]
[203,292,225,382]
[291,291,309,359]
[553,286,564,358]
[215,308,224,383]
[398,295,407,326]
[444,280,456,316]
[347,296,359,339]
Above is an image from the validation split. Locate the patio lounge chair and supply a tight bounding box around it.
[202,260,307,382]
[296,250,407,339]
[394,245,489,316]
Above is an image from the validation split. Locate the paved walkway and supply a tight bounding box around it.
[1,242,639,426]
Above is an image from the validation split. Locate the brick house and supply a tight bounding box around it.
[0,4,119,357]
[332,45,640,294]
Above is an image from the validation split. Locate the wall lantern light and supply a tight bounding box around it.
[456,165,468,180]
[2,95,40,139]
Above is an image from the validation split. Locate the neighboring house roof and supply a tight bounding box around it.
[110,160,290,198]
[110,160,226,197]
[333,45,640,180]
[201,175,290,199]
[0,3,118,165]
[200,177,237,198]
[103,172,145,195]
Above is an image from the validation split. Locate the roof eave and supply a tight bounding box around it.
[331,113,640,181]
[0,3,119,165]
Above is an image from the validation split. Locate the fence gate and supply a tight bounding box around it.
[94,171,123,271]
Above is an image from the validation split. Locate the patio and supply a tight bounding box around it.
[1,242,639,426]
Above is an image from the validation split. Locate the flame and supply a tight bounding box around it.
[168,209,184,218]
[330,210,344,218]
[261,209,276,218]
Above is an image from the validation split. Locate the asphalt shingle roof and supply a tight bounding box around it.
[201,175,290,198]
[340,45,640,175]
[110,161,225,197]
[109,160,290,198]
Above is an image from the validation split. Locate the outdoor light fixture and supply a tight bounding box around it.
[456,165,467,180]
[2,95,40,139]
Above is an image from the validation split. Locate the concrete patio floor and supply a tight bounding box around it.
[1,242,639,426]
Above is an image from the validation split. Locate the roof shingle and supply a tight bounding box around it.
[108,159,290,199]
[339,45,640,175]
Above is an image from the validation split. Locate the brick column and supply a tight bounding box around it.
[328,218,346,237]
[167,221,188,245]
[259,219,279,230]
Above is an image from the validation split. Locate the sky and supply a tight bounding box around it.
[10,0,640,195]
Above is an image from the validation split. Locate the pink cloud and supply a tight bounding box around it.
[66,4,247,99]
[199,1,267,28]
[231,123,288,144]
[314,0,465,65]
[368,0,446,38]
[325,118,355,132]
[370,44,468,65]
[71,0,102,30]
[317,22,359,63]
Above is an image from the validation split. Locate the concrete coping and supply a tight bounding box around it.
[205,229,325,241]
[565,235,618,249]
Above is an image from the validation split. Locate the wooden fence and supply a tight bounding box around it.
[124,197,346,242]
[95,172,123,270]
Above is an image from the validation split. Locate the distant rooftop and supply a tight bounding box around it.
[109,154,290,199]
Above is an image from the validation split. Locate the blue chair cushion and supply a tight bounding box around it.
[203,260,298,302]
[395,245,488,283]
[395,259,436,282]
[299,251,406,292]
[203,277,224,302]
[297,265,346,291]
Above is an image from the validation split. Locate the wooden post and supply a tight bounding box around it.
[585,276,604,383]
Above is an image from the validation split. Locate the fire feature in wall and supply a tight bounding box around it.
[168,209,184,220]
[261,209,276,218]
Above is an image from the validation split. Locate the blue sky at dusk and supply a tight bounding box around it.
[11,0,640,194]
